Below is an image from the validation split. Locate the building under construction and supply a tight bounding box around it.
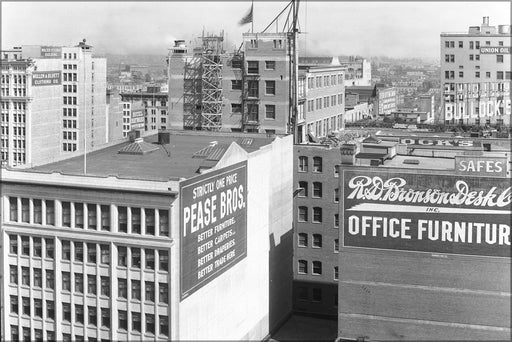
[167,31,292,135]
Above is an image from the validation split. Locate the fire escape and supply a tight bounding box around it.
[242,60,260,131]
[200,32,224,131]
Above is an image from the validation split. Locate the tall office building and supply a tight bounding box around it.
[440,17,511,126]
[0,41,107,168]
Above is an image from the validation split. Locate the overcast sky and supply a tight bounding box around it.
[1,1,510,60]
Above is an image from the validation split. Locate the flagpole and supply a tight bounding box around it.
[251,0,254,33]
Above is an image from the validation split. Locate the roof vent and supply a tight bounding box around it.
[209,141,218,147]
[118,138,159,155]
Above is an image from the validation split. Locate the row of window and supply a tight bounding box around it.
[307,74,344,89]
[8,197,170,237]
[1,101,26,110]
[2,126,26,135]
[245,60,276,74]
[1,74,27,84]
[1,88,26,97]
[298,156,323,172]
[63,73,78,82]
[306,94,344,112]
[63,64,78,70]
[297,233,339,252]
[444,70,510,80]
[297,260,338,279]
[230,103,276,120]
[297,181,340,201]
[444,40,505,49]
[297,208,339,227]
[307,114,344,138]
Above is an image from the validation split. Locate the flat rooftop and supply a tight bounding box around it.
[383,155,455,170]
[31,131,275,181]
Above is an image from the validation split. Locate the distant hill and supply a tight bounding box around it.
[105,54,167,68]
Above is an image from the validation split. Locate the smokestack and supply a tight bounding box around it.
[482,16,489,26]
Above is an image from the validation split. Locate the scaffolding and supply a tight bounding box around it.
[200,32,224,131]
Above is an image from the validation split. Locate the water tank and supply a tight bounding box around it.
[498,25,510,34]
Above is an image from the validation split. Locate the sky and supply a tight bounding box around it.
[1,1,510,60]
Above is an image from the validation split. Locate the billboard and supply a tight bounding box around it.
[342,170,511,257]
[32,71,61,86]
[40,46,62,58]
[455,155,508,178]
[180,161,247,300]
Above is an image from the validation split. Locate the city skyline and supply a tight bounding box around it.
[1,1,510,60]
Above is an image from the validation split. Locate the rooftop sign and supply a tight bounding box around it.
[455,155,508,178]
[40,46,62,58]
[480,47,510,54]
[399,138,481,149]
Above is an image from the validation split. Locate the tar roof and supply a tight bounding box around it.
[31,131,275,181]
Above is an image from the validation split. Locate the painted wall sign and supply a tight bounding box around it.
[40,46,62,58]
[342,170,511,257]
[180,161,247,300]
[455,155,508,178]
[399,138,480,148]
[32,71,61,86]
[480,47,510,54]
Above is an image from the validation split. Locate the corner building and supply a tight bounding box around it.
[1,131,293,341]
[440,17,511,126]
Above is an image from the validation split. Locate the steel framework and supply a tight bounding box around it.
[200,32,224,130]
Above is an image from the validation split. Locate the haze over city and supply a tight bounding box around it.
[1,1,510,60]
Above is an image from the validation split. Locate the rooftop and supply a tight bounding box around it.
[383,155,455,170]
[30,131,275,181]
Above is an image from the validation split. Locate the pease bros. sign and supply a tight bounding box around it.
[342,170,510,257]
[180,161,247,300]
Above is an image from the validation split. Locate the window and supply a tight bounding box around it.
[497,71,504,80]
[63,303,71,322]
[21,267,30,286]
[10,265,18,284]
[46,200,55,225]
[11,295,18,314]
[247,61,259,74]
[62,272,71,291]
[132,208,141,233]
[87,204,97,229]
[118,246,127,267]
[34,268,42,287]
[132,280,141,300]
[62,240,71,260]
[497,55,504,63]
[298,156,308,172]
[145,281,155,302]
[312,182,322,198]
[46,270,54,289]
[298,181,307,197]
[470,41,474,49]
[118,278,128,298]
[506,72,511,80]
[157,249,169,271]
[247,80,259,97]
[486,71,491,78]
[231,103,242,114]
[313,207,322,223]
[21,198,29,222]
[312,157,322,172]
[21,236,29,256]
[458,41,463,48]
[231,80,242,90]
[100,205,110,231]
[265,60,275,70]
[273,39,283,49]
[118,206,127,232]
[47,300,55,320]
[298,206,308,222]
[101,308,110,328]
[88,306,97,326]
[334,188,340,202]
[9,197,18,221]
[75,203,84,228]
[100,245,110,264]
[143,249,154,270]
[160,315,169,336]
[9,235,17,254]
[75,273,83,293]
[145,208,155,235]
[265,105,276,119]
[100,276,110,296]
[298,260,308,274]
[265,80,275,95]
[475,54,480,61]
[459,71,464,78]
[119,310,128,330]
[312,261,322,275]
[146,314,155,334]
[87,243,96,263]
[88,275,97,294]
[475,72,480,78]
[75,241,84,262]
[469,54,474,61]
[312,234,322,248]
[159,282,169,304]
[445,41,449,48]
[34,199,42,224]
[75,304,84,324]
[312,288,322,302]
[132,312,141,332]
[298,233,308,247]
[132,247,141,268]
[62,201,71,227]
